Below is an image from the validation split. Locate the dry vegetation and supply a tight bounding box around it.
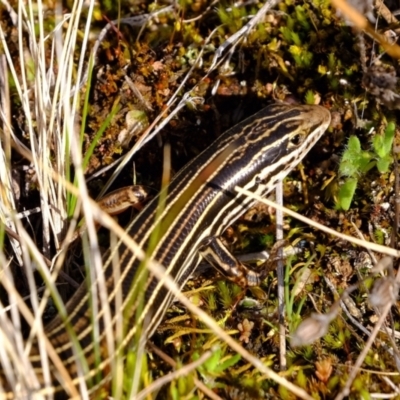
[1,0,400,398]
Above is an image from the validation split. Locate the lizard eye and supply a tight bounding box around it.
[289,132,305,147]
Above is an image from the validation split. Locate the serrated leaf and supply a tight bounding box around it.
[338,178,357,210]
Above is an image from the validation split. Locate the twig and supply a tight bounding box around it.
[276,181,286,370]
[234,187,400,257]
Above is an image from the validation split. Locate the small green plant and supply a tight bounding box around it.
[217,280,241,308]
[336,121,395,210]
[304,90,316,105]
[285,254,316,333]
[195,346,241,389]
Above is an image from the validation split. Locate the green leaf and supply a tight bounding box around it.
[280,26,292,43]
[357,151,375,173]
[328,53,336,71]
[169,384,179,400]
[203,348,221,372]
[289,46,313,68]
[376,154,393,173]
[315,243,326,258]
[337,178,357,210]
[339,136,374,176]
[296,368,308,389]
[304,90,315,105]
[290,31,302,46]
[339,159,359,177]
[301,51,313,67]
[295,6,311,30]
[339,136,360,176]
[318,64,328,75]
[374,229,385,245]
[346,135,361,154]
[216,353,241,372]
[373,122,395,158]
[286,15,295,30]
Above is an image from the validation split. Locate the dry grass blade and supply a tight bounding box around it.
[0,0,105,396]
[235,187,400,258]
[275,181,287,371]
[331,0,400,57]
